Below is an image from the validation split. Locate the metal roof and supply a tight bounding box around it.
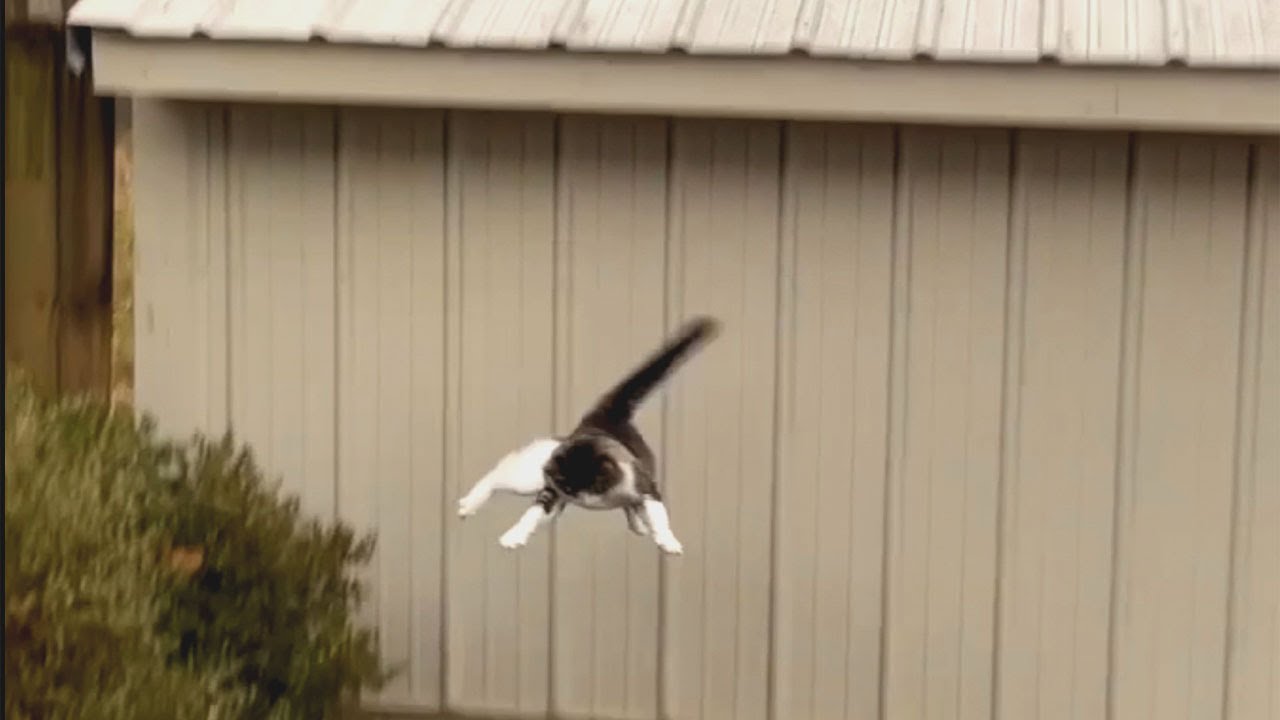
[69,0,1280,68]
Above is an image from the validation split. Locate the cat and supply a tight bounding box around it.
[456,316,721,555]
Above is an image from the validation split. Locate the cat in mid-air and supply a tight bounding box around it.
[456,316,721,555]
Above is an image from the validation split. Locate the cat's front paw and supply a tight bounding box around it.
[499,528,531,549]
[457,494,484,519]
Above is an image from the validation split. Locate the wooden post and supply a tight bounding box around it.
[55,30,114,395]
[4,26,60,391]
[4,21,114,398]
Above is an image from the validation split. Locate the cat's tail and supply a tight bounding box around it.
[581,316,721,426]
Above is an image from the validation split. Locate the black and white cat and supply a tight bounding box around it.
[456,317,721,555]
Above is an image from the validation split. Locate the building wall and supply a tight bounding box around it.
[132,99,1279,720]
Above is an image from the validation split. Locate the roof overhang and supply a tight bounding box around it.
[90,30,1280,135]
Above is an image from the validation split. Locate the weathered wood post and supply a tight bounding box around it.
[4,0,114,397]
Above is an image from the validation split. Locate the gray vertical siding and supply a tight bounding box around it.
[774,121,896,720]
[133,100,1280,720]
[1112,136,1251,720]
[336,107,450,705]
[445,110,558,716]
[997,130,1129,720]
[552,114,668,720]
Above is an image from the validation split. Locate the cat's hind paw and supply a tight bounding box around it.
[655,535,683,556]
[499,527,531,549]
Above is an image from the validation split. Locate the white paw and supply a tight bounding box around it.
[656,535,683,555]
[457,495,483,519]
[499,528,531,549]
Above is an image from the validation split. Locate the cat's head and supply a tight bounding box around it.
[544,437,622,494]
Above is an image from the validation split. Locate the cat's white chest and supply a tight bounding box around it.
[568,484,635,510]
[570,492,619,509]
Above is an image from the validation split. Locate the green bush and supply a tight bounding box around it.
[4,374,247,720]
[4,373,389,719]
[158,438,389,718]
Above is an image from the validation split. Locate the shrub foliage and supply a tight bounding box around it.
[158,438,387,717]
[4,373,388,718]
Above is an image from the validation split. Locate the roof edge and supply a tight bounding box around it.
[90,32,1280,135]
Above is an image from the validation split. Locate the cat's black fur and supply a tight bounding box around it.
[536,316,721,514]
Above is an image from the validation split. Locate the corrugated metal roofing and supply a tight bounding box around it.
[69,0,1280,68]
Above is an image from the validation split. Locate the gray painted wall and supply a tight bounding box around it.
[132,99,1279,720]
